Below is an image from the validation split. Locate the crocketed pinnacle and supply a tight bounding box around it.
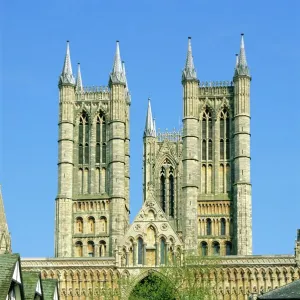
[59,41,75,85]
[0,185,11,254]
[110,41,126,85]
[182,37,197,81]
[144,99,156,137]
[75,63,83,92]
[235,34,250,77]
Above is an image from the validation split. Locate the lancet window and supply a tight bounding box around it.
[206,218,212,235]
[202,109,213,161]
[169,167,175,217]
[159,160,176,217]
[221,218,226,236]
[160,238,166,264]
[138,237,143,265]
[96,113,107,164]
[160,168,166,212]
[79,112,89,164]
[220,110,230,160]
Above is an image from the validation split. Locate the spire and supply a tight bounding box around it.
[110,41,126,85]
[235,34,250,77]
[59,41,75,85]
[75,63,83,92]
[0,186,11,254]
[144,99,156,137]
[182,37,197,81]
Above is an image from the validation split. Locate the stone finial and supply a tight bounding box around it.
[59,41,75,85]
[235,34,250,77]
[75,63,83,92]
[144,98,156,137]
[110,41,126,85]
[0,186,12,254]
[182,37,197,81]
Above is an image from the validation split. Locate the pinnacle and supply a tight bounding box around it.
[144,98,156,137]
[59,41,75,85]
[75,63,83,92]
[235,34,250,77]
[182,37,197,81]
[110,41,126,85]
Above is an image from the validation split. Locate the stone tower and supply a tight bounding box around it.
[232,34,252,255]
[0,186,11,254]
[55,41,130,258]
[181,37,200,254]
[142,35,252,256]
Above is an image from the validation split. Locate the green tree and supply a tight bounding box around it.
[127,255,219,300]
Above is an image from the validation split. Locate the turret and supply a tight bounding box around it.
[55,41,75,257]
[122,61,131,215]
[0,186,11,254]
[108,41,129,254]
[233,34,252,255]
[143,99,157,202]
[182,37,199,253]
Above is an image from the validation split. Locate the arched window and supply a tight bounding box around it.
[78,112,89,164]
[137,237,143,265]
[220,218,226,236]
[206,219,212,236]
[76,217,83,233]
[88,217,95,233]
[87,241,95,257]
[169,172,174,218]
[201,242,208,256]
[160,168,166,212]
[225,242,232,255]
[75,241,83,257]
[100,217,107,233]
[99,241,106,257]
[212,241,220,255]
[160,238,166,264]
[96,113,107,164]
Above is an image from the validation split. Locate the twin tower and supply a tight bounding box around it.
[55,35,252,259]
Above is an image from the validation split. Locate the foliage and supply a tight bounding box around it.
[127,254,219,300]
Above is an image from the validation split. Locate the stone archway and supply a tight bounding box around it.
[128,273,175,300]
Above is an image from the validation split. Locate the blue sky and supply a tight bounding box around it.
[2,0,300,257]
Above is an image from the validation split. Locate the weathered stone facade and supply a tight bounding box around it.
[19,36,300,299]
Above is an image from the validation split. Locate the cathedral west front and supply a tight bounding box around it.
[1,34,299,299]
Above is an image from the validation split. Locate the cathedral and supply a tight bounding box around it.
[1,34,300,299]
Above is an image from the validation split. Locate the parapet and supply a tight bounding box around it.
[75,86,110,101]
[198,80,234,96]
